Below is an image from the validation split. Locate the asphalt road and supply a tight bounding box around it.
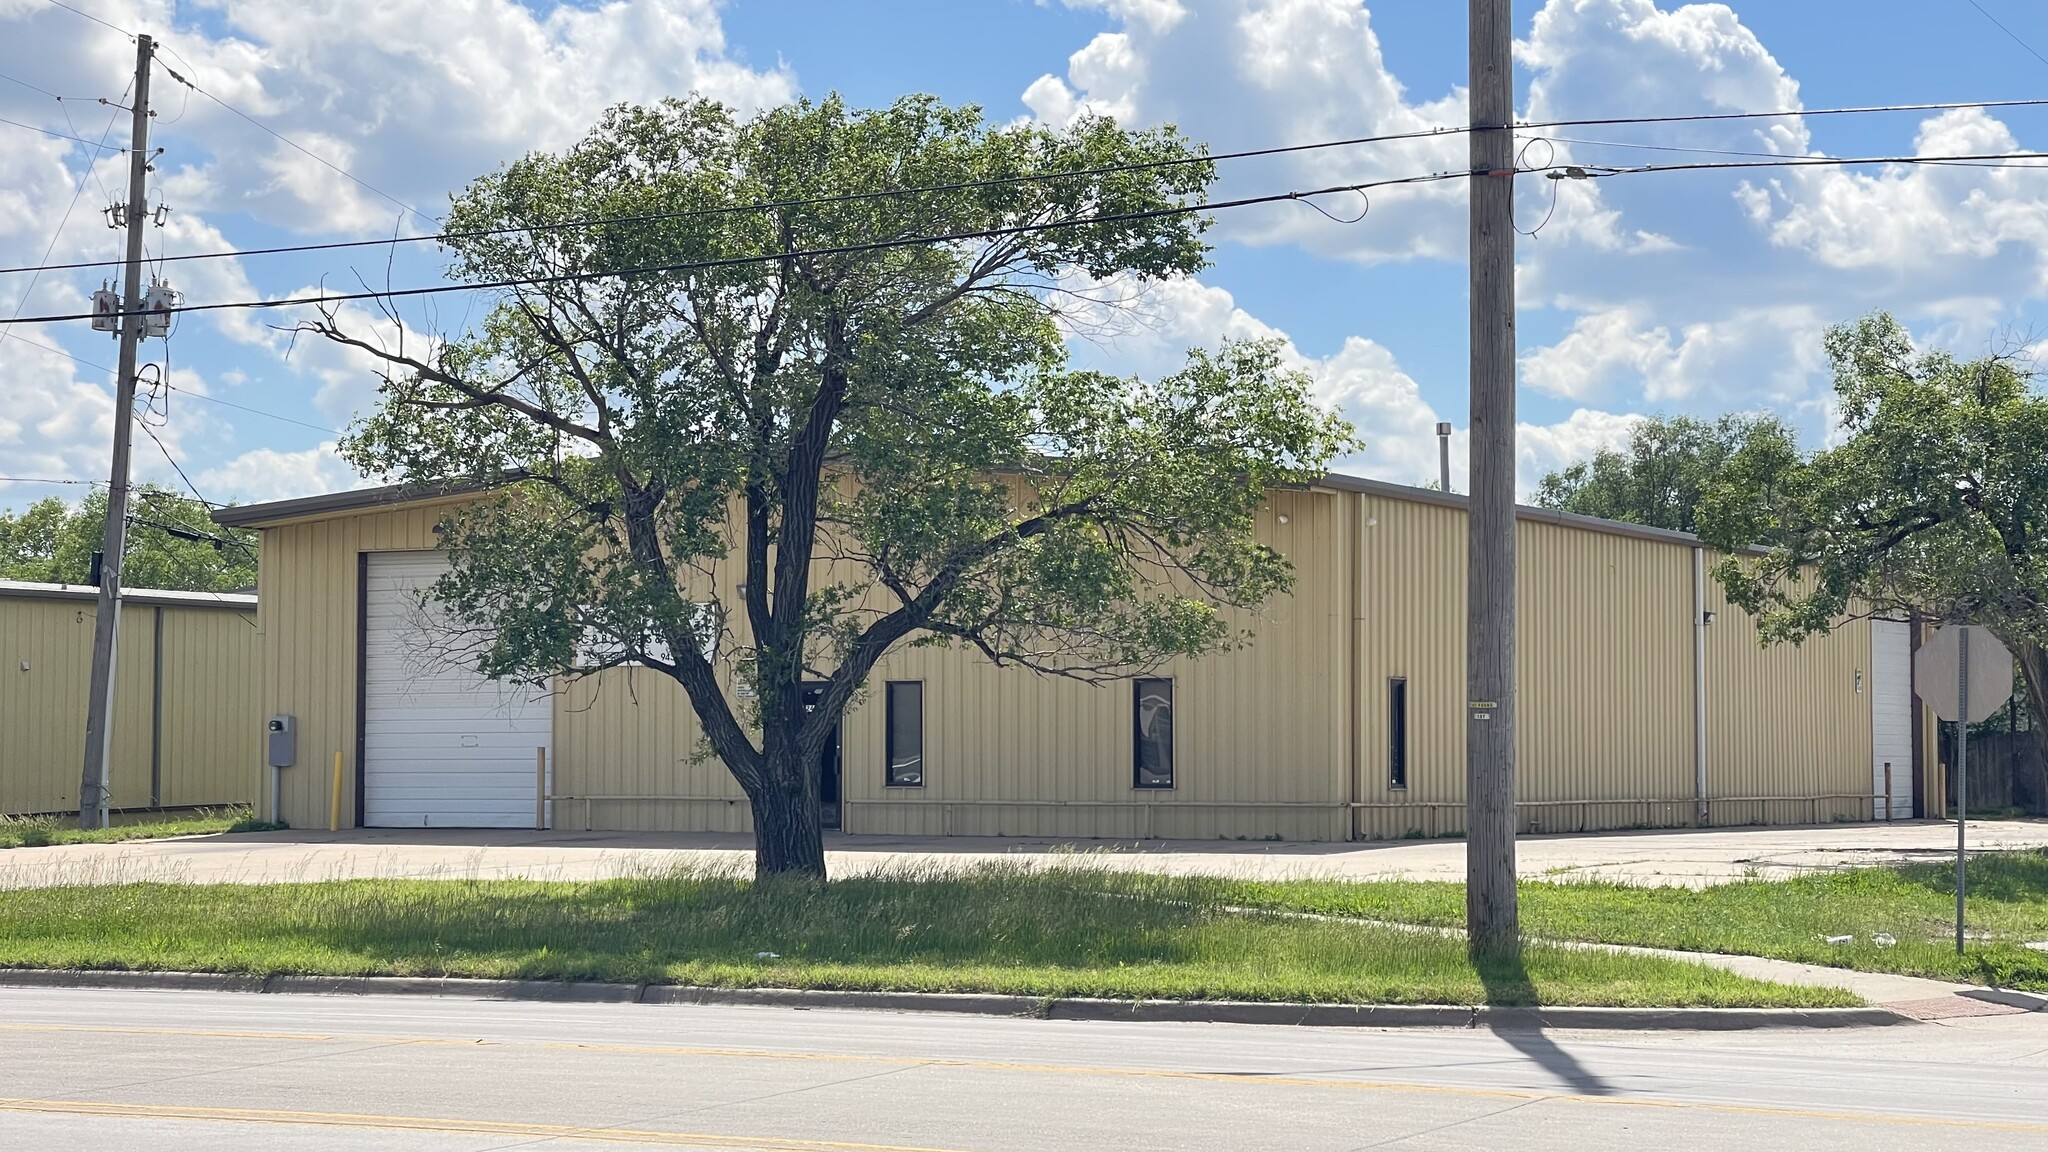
[2,987,2046,1150]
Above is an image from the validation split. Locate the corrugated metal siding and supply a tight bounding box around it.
[838,488,1348,841]
[251,484,1881,839]
[257,498,473,829]
[157,607,262,807]
[553,671,748,833]
[1,595,257,816]
[257,491,1348,839]
[1703,554,1872,825]
[1350,500,1875,839]
[1351,494,1465,831]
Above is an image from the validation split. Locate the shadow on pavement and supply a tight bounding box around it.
[1477,949,1614,1097]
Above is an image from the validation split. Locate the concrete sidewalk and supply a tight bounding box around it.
[3,818,2044,890]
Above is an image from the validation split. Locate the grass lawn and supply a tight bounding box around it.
[0,807,279,850]
[1228,849,2048,991]
[0,867,1852,1008]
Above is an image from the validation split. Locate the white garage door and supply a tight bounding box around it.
[1871,618,1913,820]
[363,551,551,828]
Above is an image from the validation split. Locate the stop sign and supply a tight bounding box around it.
[1913,625,2014,723]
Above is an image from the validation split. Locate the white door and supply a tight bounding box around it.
[362,551,551,828]
[1871,618,1913,820]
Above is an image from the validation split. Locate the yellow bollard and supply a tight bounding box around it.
[330,750,344,832]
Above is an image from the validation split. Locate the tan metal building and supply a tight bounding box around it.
[216,474,1928,839]
[1,580,261,817]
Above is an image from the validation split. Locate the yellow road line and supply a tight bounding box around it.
[7,1026,2047,1136]
[0,1098,976,1151]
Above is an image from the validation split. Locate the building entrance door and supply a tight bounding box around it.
[801,684,842,830]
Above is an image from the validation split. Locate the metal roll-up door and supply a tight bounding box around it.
[1871,618,1913,820]
[362,551,551,828]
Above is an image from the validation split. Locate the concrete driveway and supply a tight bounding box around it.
[3,818,2045,889]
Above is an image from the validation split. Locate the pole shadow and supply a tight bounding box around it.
[1476,947,1616,1097]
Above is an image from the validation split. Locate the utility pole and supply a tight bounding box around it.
[77,33,154,830]
[1955,626,1969,956]
[1465,0,1519,955]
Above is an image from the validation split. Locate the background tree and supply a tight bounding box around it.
[1533,412,1800,534]
[1696,311,2048,772]
[314,95,1356,878]
[0,488,257,591]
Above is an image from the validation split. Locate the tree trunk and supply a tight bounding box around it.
[747,751,827,880]
[2017,641,2048,818]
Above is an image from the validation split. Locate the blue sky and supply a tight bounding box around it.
[5,0,2048,510]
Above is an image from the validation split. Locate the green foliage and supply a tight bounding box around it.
[1695,311,2048,748]
[0,867,1842,1007]
[0,488,256,592]
[0,807,255,849]
[316,94,1356,869]
[1533,412,1800,535]
[1697,312,2048,642]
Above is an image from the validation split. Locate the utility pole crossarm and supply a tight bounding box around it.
[78,33,153,829]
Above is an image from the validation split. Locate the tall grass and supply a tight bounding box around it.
[0,807,267,850]
[1227,849,2048,990]
[0,864,1849,1007]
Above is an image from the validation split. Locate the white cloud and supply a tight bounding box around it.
[1049,270,1629,494]
[1026,0,1469,262]
[0,329,117,489]
[120,0,796,235]
[0,0,792,505]
[1744,109,2048,279]
[1517,407,1644,493]
[1521,309,1676,401]
[197,441,364,504]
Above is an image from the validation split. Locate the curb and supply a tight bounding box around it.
[0,968,1913,1030]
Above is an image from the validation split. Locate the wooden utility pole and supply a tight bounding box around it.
[78,33,154,829]
[1465,0,1519,954]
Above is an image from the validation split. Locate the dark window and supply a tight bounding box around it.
[1133,678,1175,789]
[886,681,924,787]
[1389,677,1409,789]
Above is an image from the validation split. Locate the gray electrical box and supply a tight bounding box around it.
[266,715,296,768]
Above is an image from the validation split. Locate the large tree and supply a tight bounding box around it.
[313,95,1355,878]
[1533,412,1800,535]
[1696,312,2048,769]
[0,488,256,592]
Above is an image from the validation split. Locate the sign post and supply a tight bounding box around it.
[1912,624,2015,955]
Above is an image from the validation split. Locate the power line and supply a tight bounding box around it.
[1560,149,2048,180]
[0,170,1471,326]
[38,0,432,229]
[0,69,68,101]
[1522,96,2048,131]
[6,331,112,371]
[148,53,434,231]
[0,124,1475,278]
[41,0,132,39]
[136,418,214,508]
[7,332,345,434]
[12,95,2048,281]
[19,148,2048,329]
[1965,0,2048,70]
[0,78,129,365]
[165,386,341,435]
[0,476,100,486]
[1537,134,2048,170]
[0,113,128,150]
